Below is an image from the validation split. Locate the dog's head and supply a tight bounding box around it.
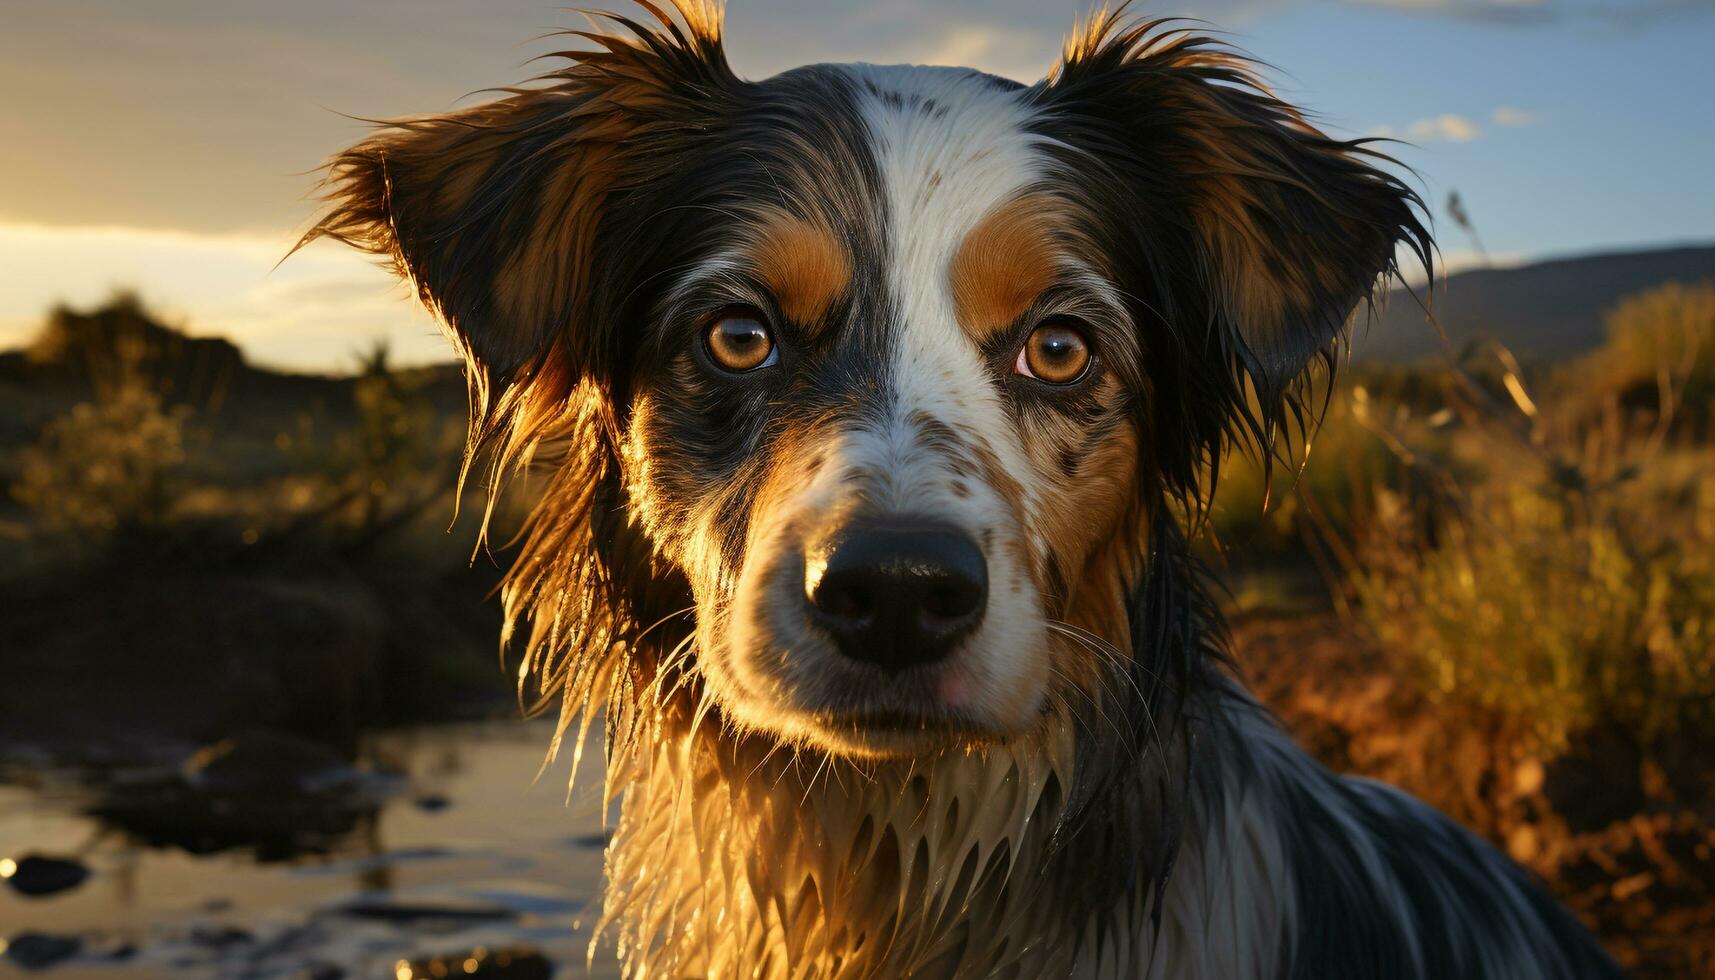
[307,3,1428,759]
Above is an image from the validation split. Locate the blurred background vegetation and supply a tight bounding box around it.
[0,295,521,759]
[1,269,1712,975]
[1211,279,1715,976]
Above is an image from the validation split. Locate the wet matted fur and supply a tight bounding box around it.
[302,3,1624,977]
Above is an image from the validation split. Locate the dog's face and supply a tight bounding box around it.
[309,5,1427,759]
[620,66,1146,756]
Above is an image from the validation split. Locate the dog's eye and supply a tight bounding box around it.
[704,310,777,373]
[1014,320,1092,385]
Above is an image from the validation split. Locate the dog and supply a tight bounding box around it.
[303,3,1624,976]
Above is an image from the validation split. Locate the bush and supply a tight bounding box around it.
[1344,281,1715,761]
[1352,471,1715,756]
[13,380,193,540]
[1263,284,1715,976]
[1604,282,1715,392]
[1553,281,1715,436]
[337,342,451,532]
[1206,370,1440,574]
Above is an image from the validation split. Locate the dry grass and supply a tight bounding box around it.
[1228,280,1715,977]
[1347,282,1715,760]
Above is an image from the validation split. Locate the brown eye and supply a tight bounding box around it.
[704,311,777,372]
[1014,320,1092,385]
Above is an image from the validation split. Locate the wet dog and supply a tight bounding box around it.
[304,3,1622,976]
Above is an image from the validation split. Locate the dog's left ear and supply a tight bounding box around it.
[293,5,736,729]
[1044,17,1433,407]
[297,2,734,450]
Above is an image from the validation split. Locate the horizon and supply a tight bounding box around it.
[10,236,1714,377]
[4,0,1713,371]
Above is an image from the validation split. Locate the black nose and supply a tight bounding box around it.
[806,520,988,672]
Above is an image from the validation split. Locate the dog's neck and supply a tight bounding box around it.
[591,679,1292,979]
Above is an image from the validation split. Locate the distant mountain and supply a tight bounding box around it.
[1355,244,1715,364]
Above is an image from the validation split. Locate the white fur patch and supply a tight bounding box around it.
[845,65,1054,726]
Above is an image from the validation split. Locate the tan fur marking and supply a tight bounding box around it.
[1053,416,1146,684]
[752,213,851,327]
[949,195,1063,340]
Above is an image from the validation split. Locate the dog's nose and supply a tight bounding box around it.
[806,520,988,672]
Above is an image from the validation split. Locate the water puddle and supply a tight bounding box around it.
[0,721,618,978]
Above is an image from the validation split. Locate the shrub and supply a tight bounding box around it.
[1604,281,1715,392]
[1345,282,1715,761]
[338,342,448,530]
[1352,471,1715,756]
[13,380,192,540]
[1206,371,1437,570]
[1553,281,1715,436]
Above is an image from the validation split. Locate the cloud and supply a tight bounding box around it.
[0,0,1685,376]
[1372,113,1485,143]
[912,25,1055,81]
[0,0,1667,239]
[1411,114,1484,142]
[0,0,1302,374]
[1344,0,1712,27]
[0,0,1292,237]
[1491,105,1538,127]
[1371,106,1543,143]
[1426,247,1526,278]
[1348,0,1554,24]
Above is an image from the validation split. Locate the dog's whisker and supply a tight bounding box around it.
[1045,622,1176,781]
[634,604,697,645]
[742,739,789,792]
[1043,615,1167,689]
[800,752,833,810]
[1047,666,1132,755]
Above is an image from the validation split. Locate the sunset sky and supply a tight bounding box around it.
[3,0,1712,371]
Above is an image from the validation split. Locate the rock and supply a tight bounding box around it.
[73,729,392,861]
[188,925,253,949]
[413,793,452,813]
[393,947,552,980]
[183,731,356,796]
[89,938,136,961]
[87,735,391,861]
[3,932,82,970]
[0,853,91,897]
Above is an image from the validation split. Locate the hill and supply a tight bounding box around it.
[1358,243,1715,363]
[0,297,465,460]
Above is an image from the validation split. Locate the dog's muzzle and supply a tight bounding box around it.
[804,518,989,673]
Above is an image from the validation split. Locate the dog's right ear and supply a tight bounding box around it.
[299,2,733,438]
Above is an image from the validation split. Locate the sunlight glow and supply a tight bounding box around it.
[0,222,444,373]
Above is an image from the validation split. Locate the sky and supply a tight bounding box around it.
[2,0,1712,371]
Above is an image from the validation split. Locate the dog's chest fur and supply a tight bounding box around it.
[594,697,1284,979]
[592,683,1607,980]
